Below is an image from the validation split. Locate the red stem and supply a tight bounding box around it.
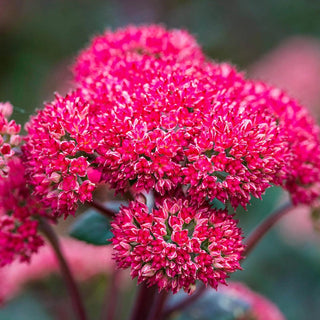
[147,290,169,320]
[161,284,206,318]
[90,200,115,218]
[39,219,88,320]
[130,284,158,320]
[101,269,120,320]
[244,202,293,256]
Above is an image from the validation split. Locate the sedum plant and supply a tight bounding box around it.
[1,25,320,320]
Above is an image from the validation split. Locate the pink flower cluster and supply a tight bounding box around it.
[0,102,44,267]
[0,157,43,267]
[20,25,320,293]
[78,61,290,209]
[25,40,296,215]
[240,82,320,205]
[73,24,205,82]
[23,92,99,218]
[112,197,243,294]
[0,237,115,304]
[250,37,320,112]
[0,102,22,177]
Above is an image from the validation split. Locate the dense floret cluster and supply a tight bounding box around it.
[13,25,320,294]
[73,24,205,82]
[0,102,22,177]
[241,82,320,205]
[23,92,99,218]
[0,157,43,267]
[111,197,243,294]
[24,46,303,216]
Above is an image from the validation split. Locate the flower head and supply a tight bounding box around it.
[23,25,320,218]
[241,82,320,205]
[80,58,290,209]
[23,91,99,218]
[111,197,244,294]
[0,157,44,267]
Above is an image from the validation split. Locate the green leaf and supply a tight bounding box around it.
[0,293,54,320]
[69,201,126,246]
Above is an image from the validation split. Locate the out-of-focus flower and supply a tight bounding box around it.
[0,102,22,177]
[222,282,286,320]
[0,102,13,118]
[250,37,320,113]
[277,205,320,245]
[0,237,114,305]
[111,197,244,294]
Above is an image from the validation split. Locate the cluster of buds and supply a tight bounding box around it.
[112,197,243,293]
[0,102,22,177]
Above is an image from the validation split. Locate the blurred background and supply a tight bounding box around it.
[1,0,320,319]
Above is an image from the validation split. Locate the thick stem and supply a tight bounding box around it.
[147,290,169,320]
[101,269,120,320]
[244,201,293,256]
[161,284,206,319]
[39,219,87,320]
[90,200,115,218]
[130,284,158,320]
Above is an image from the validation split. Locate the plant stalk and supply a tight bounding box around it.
[161,284,206,319]
[147,290,169,320]
[244,201,293,256]
[39,218,88,320]
[101,269,120,320]
[130,284,158,320]
[90,200,115,218]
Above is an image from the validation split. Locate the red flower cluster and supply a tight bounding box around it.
[0,157,43,267]
[240,82,320,205]
[20,25,320,293]
[0,102,22,177]
[112,197,243,294]
[23,92,99,218]
[24,42,297,215]
[73,24,204,82]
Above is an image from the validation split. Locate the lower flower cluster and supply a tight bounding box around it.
[112,197,244,294]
